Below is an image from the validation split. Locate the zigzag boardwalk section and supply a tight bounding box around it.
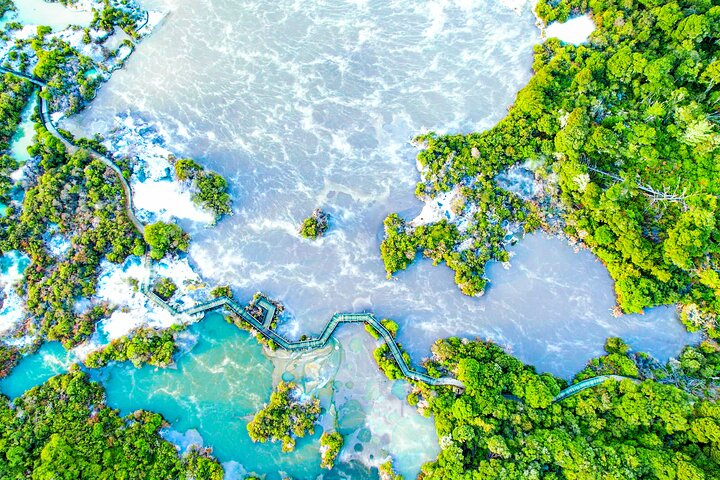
[0,66,145,234]
[0,68,637,400]
[142,285,465,390]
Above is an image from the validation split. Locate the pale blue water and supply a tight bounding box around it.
[2,0,93,30]
[9,92,37,164]
[0,342,75,398]
[3,0,702,478]
[2,314,436,478]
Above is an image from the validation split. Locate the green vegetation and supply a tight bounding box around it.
[319,431,344,469]
[31,29,102,114]
[0,371,223,478]
[415,337,720,479]
[246,381,321,452]
[210,284,233,298]
[153,277,178,300]
[91,0,145,39]
[174,158,231,218]
[0,154,19,203]
[381,0,720,330]
[0,344,19,379]
[144,221,189,260]
[373,343,411,381]
[0,127,140,347]
[365,318,399,340]
[85,327,179,368]
[0,73,33,152]
[299,208,329,240]
[379,459,403,480]
[575,337,640,379]
[0,0,14,17]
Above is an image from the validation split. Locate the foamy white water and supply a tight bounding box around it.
[63,0,696,378]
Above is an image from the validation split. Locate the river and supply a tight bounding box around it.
[4,0,699,478]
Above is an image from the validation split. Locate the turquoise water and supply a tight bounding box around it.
[1,314,438,478]
[9,92,38,164]
[0,342,75,399]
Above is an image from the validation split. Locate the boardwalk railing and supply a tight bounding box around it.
[2,67,636,400]
[142,284,465,390]
[552,375,639,403]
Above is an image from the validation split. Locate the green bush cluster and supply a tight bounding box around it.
[299,209,329,239]
[85,327,178,368]
[0,344,19,379]
[416,337,720,479]
[0,371,223,478]
[143,221,189,260]
[373,343,411,380]
[210,285,232,298]
[319,431,344,469]
[246,381,321,452]
[174,158,231,218]
[382,0,720,326]
[153,277,177,300]
[365,318,399,340]
[0,73,33,152]
[31,33,101,114]
[379,459,403,480]
[0,0,13,16]
[0,128,140,347]
[91,0,145,38]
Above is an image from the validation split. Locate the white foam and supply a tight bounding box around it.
[105,115,215,224]
[0,251,29,335]
[545,15,595,45]
[88,255,203,342]
[133,179,214,224]
[410,186,461,227]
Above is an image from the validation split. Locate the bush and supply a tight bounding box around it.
[299,209,329,239]
[143,221,189,260]
[210,285,232,298]
[319,431,344,469]
[246,381,320,452]
[153,277,177,300]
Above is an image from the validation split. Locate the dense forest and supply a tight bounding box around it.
[0,371,223,479]
[413,337,720,479]
[0,126,140,348]
[381,0,720,336]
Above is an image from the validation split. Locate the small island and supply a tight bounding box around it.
[319,431,344,469]
[299,208,329,240]
[246,381,320,452]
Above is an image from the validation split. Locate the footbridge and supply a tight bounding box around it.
[2,67,637,401]
[142,285,466,390]
[552,375,639,403]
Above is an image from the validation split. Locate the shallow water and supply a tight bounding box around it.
[9,91,37,164]
[2,0,93,30]
[0,342,75,398]
[1,313,438,479]
[61,0,698,379]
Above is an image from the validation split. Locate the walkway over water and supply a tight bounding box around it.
[0,67,638,401]
[142,285,466,390]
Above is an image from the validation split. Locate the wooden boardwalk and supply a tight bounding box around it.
[1,66,636,401]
